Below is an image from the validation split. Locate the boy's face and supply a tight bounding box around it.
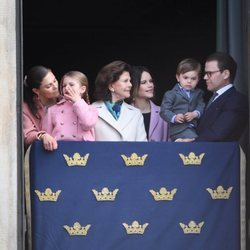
[176,70,199,90]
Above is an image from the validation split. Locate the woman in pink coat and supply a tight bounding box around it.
[42,71,98,150]
[129,66,169,141]
[23,65,60,152]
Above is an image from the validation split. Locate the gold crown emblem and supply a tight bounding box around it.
[179,221,204,234]
[121,153,148,166]
[149,187,177,201]
[206,185,233,199]
[179,152,205,165]
[122,220,149,235]
[35,188,61,202]
[92,187,119,201]
[64,222,91,236]
[63,153,89,166]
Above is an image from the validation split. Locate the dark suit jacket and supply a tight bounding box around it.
[196,87,249,141]
[160,84,205,138]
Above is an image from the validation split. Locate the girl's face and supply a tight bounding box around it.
[137,71,154,99]
[62,76,85,97]
[33,71,59,99]
[109,71,132,102]
[176,70,199,90]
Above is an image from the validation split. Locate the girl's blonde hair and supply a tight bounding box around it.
[61,71,90,104]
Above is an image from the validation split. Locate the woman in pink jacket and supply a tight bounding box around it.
[23,65,60,152]
[42,71,98,150]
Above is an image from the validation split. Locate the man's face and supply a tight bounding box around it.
[204,60,226,92]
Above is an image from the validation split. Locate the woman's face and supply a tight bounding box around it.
[109,71,132,102]
[137,71,154,99]
[33,71,59,99]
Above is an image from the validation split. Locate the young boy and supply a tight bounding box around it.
[160,58,205,141]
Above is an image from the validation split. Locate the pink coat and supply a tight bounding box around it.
[23,100,46,148]
[42,98,98,141]
[148,101,169,141]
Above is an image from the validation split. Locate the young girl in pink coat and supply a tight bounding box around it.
[42,71,98,150]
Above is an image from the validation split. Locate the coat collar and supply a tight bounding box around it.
[148,100,160,138]
[95,101,138,132]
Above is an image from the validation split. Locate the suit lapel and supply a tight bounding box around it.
[175,85,189,101]
[206,87,235,110]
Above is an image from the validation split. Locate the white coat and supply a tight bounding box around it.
[92,101,147,141]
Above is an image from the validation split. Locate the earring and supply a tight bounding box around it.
[110,88,115,93]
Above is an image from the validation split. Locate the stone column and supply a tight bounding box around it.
[0,0,22,249]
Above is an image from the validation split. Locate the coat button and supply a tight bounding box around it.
[73,121,76,125]
[72,135,76,138]
[60,122,64,125]
[61,110,64,113]
[60,134,64,138]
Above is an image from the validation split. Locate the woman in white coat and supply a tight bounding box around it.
[92,60,147,141]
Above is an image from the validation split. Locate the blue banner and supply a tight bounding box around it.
[27,141,241,250]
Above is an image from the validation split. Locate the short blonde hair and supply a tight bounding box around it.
[60,71,90,104]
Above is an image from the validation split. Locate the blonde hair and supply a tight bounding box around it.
[61,71,90,104]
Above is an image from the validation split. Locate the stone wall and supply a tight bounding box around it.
[0,0,18,249]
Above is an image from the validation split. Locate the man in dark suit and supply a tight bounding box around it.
[178,52,249,142]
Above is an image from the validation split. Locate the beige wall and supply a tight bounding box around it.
[0,0,19,249]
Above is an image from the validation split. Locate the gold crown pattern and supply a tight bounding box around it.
[121,153,148,166]
[122,220,149,234]
[64,222,91,236]
[63,153,89,166]
[179,152,205,165]
[149,187,177,201]
[179,221,204,234]
[206,185,233,199]
[92,187,119,201]
[35,188,61,202]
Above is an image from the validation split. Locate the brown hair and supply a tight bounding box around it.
[206,52,237,82]
[176,58,201,77]
[23,65,51,118]
[94,60,131,101]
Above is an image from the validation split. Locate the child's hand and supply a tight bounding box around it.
[175,138,195,142]
[184,111,197,122]
[64,86,82,103]
[175,114,185,123]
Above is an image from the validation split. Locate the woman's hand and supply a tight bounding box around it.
[41,133,58,151]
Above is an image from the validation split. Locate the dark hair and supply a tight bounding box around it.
[60,71,90,104]
[128,65,154,103]
[206,52,237,82]
[176,58,201,76]
[94,60,131,101]
[23,65,51,118]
